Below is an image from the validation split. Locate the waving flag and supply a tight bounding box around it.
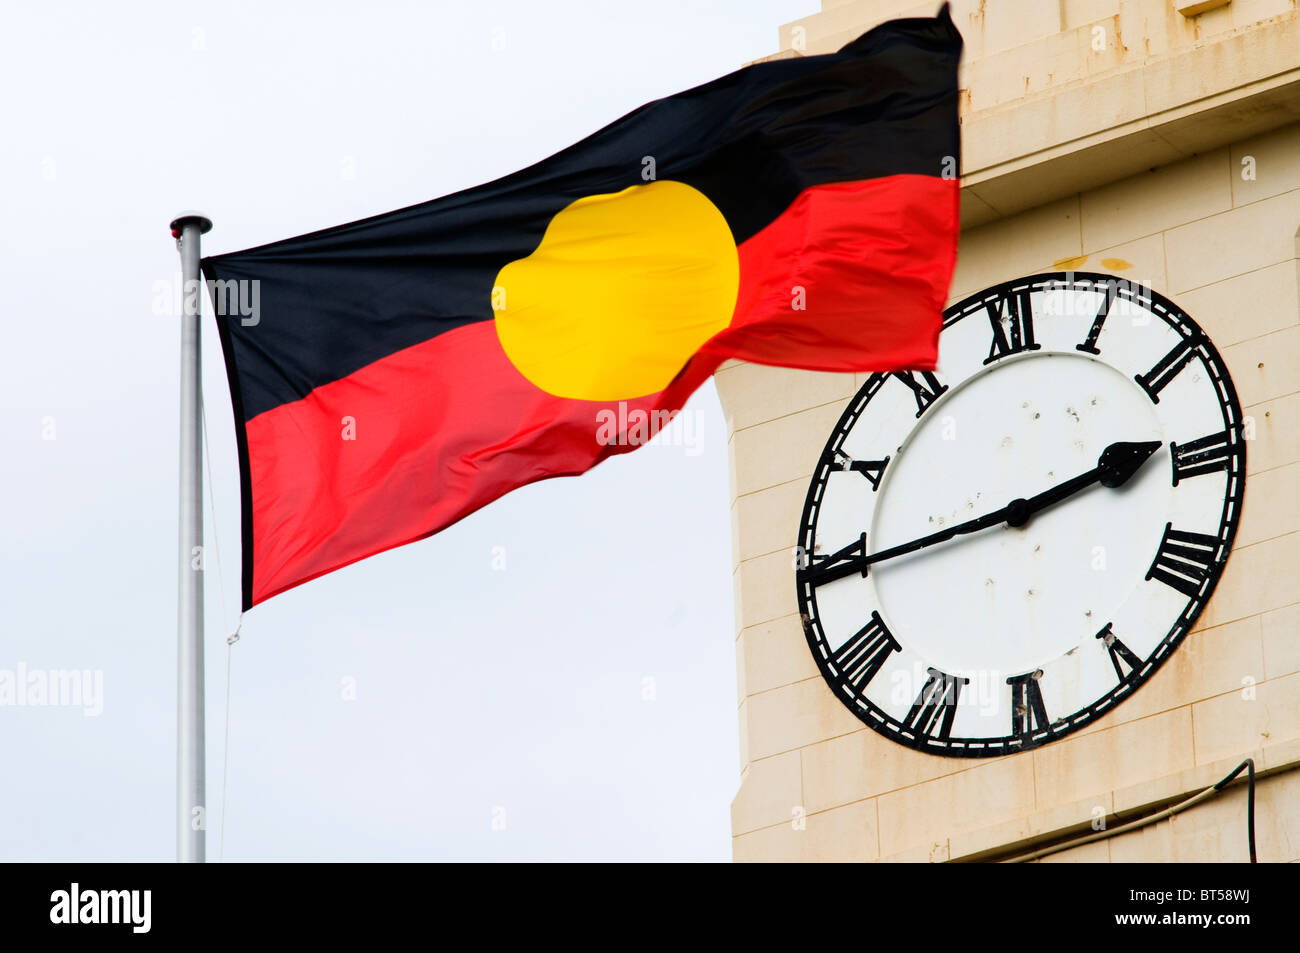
[204,6,962,608]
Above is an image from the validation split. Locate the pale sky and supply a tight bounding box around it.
[0,0,815,860]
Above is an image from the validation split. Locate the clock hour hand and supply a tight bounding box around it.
[1008,439,1162,525]
[799,440,1161,585]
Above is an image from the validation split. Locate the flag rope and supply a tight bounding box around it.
[200,372,240,862]
[219,633,235,862]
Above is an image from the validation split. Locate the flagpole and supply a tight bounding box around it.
[171,211,212,863]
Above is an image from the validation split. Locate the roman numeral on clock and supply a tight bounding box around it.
[1170,430,1235,485]
[799,532,868,585]
[1135,332,1202,403]
[893,371,948,418]
[831,612,899,694]
[827,450,890,490]
[1075,281,1118,355]
[1007,670,1050,740]
[1146,523,1220,598]
[983,289,1040,364]
[902,668,968,740]
[1094,623,1143,682]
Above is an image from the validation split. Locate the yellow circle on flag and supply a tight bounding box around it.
[492,180,739,401]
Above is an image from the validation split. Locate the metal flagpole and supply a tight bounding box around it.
[171,211,212,863]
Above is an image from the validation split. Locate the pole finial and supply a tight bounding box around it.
[169,211,213,236]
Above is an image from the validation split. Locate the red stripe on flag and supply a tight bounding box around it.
[703,173,959,372]
[242,323,665,605]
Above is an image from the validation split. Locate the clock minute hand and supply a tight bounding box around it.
[800,502,1014,586]
[801,440,1161,585]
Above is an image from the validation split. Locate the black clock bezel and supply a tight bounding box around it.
[794,272,1246,757]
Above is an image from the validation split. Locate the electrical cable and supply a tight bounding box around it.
[1000,757,1257,863]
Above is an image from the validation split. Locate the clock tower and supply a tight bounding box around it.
[722,0,1300,862]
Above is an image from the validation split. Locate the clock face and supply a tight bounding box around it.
[795,272,1246,757]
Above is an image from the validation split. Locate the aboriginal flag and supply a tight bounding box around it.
[204,6,962,609]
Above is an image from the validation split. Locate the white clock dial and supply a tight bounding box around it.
[796,273,1245,756]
